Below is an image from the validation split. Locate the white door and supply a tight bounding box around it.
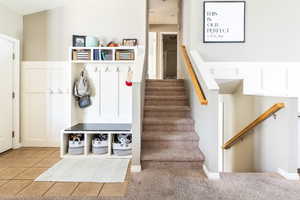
[0,38,14,153]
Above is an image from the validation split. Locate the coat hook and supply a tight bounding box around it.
[105,67,109,72]
[272,113,277,120]
[116,67,120,72]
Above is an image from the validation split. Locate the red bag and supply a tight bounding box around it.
[125,68,133,87]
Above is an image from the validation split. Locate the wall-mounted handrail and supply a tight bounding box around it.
[180,45,208,105]
[222,103,285,150]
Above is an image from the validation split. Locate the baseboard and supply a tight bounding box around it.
[13,143,22,149]
[277,168,299,180]
[203,164,220,180]
[131,165,142,173]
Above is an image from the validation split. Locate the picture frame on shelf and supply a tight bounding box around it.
[122,39,138,46]
[73,35,86,47]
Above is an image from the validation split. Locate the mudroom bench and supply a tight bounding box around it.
[61,123,132,158]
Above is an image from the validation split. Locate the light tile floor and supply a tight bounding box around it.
[0,147,129,198]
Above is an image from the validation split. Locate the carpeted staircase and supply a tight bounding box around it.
[142,79,205,169]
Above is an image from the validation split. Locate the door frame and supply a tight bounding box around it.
[0,34,20,149]
[159,32,178,79]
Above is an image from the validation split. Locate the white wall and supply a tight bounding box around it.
[222,87,298,174]
[182,0,300,62]
[222,85,255,172]
[182,56,220,173]
[0,3,23,41]
[23,0,147,61]
[253,96,298,173]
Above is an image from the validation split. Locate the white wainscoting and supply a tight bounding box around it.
[22,62,69,147]
[22,62,134,147]
[206,62,300,98]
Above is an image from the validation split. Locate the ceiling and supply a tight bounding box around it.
[149,0,179,24]
[0,0,67,15]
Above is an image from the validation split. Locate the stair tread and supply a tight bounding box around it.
[144,117,194,124]
[145,95,187,100]
[142,131,199,141]
[146,79,184,82]
[144,105,191,111]
[142,144,205,162]
[146,86,185,90]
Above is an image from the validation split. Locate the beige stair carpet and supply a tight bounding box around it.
[142,79,204,169]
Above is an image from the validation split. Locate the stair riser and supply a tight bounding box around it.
[143,124,194,132]
[145,99,188,106]
[147,82,184,87]
[144,111,191,118]
[146,91,186,96]
[142,135,198,141]
[143,141,199,149]
[142,161,203,169]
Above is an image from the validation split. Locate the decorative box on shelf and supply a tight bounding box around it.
[72,49,92,61]
[115,49,135,61]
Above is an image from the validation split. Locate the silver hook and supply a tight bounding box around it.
[105,67,109,72]
[116,67,120,72]
[272,113,277,120]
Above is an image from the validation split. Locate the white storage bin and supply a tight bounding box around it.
[68,135,84,155]
[112,134,132,156]
[92,134,108,155]
[112,143,132,156]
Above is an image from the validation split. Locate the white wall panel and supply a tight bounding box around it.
[100,69,119,120]
[119,69,133,122]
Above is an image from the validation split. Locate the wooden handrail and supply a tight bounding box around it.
[222,103,285,150]
[180,45,208,105]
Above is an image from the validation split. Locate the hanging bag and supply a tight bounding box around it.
[73,69,91,108]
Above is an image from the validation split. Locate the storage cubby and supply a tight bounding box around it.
[61,124,132,158]
[70,47,137,63]
[61,133,85,157]
[86,133,110,156]
[112,134,132,157]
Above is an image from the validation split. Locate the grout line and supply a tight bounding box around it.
[41,182,56,197]
[15,180,33,196]
[69,182,80,196]
[10,168,28,180]
[97,183,105,197]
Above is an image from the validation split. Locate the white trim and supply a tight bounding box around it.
[190,50,219,91]
[202,165,220,180]
[0,34,21,150]
[277,168,299,180]
[22,61,68,69]
[131,165,142,173]
[218,95,224,172]
[12,143,22,149]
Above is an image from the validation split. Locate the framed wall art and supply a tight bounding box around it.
[203,1,246,43]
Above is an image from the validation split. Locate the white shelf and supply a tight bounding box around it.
[70,46,137,50]
[71,60,135,64]
[70,46,137,63]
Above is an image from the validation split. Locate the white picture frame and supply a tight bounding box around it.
[203,1,246,43]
